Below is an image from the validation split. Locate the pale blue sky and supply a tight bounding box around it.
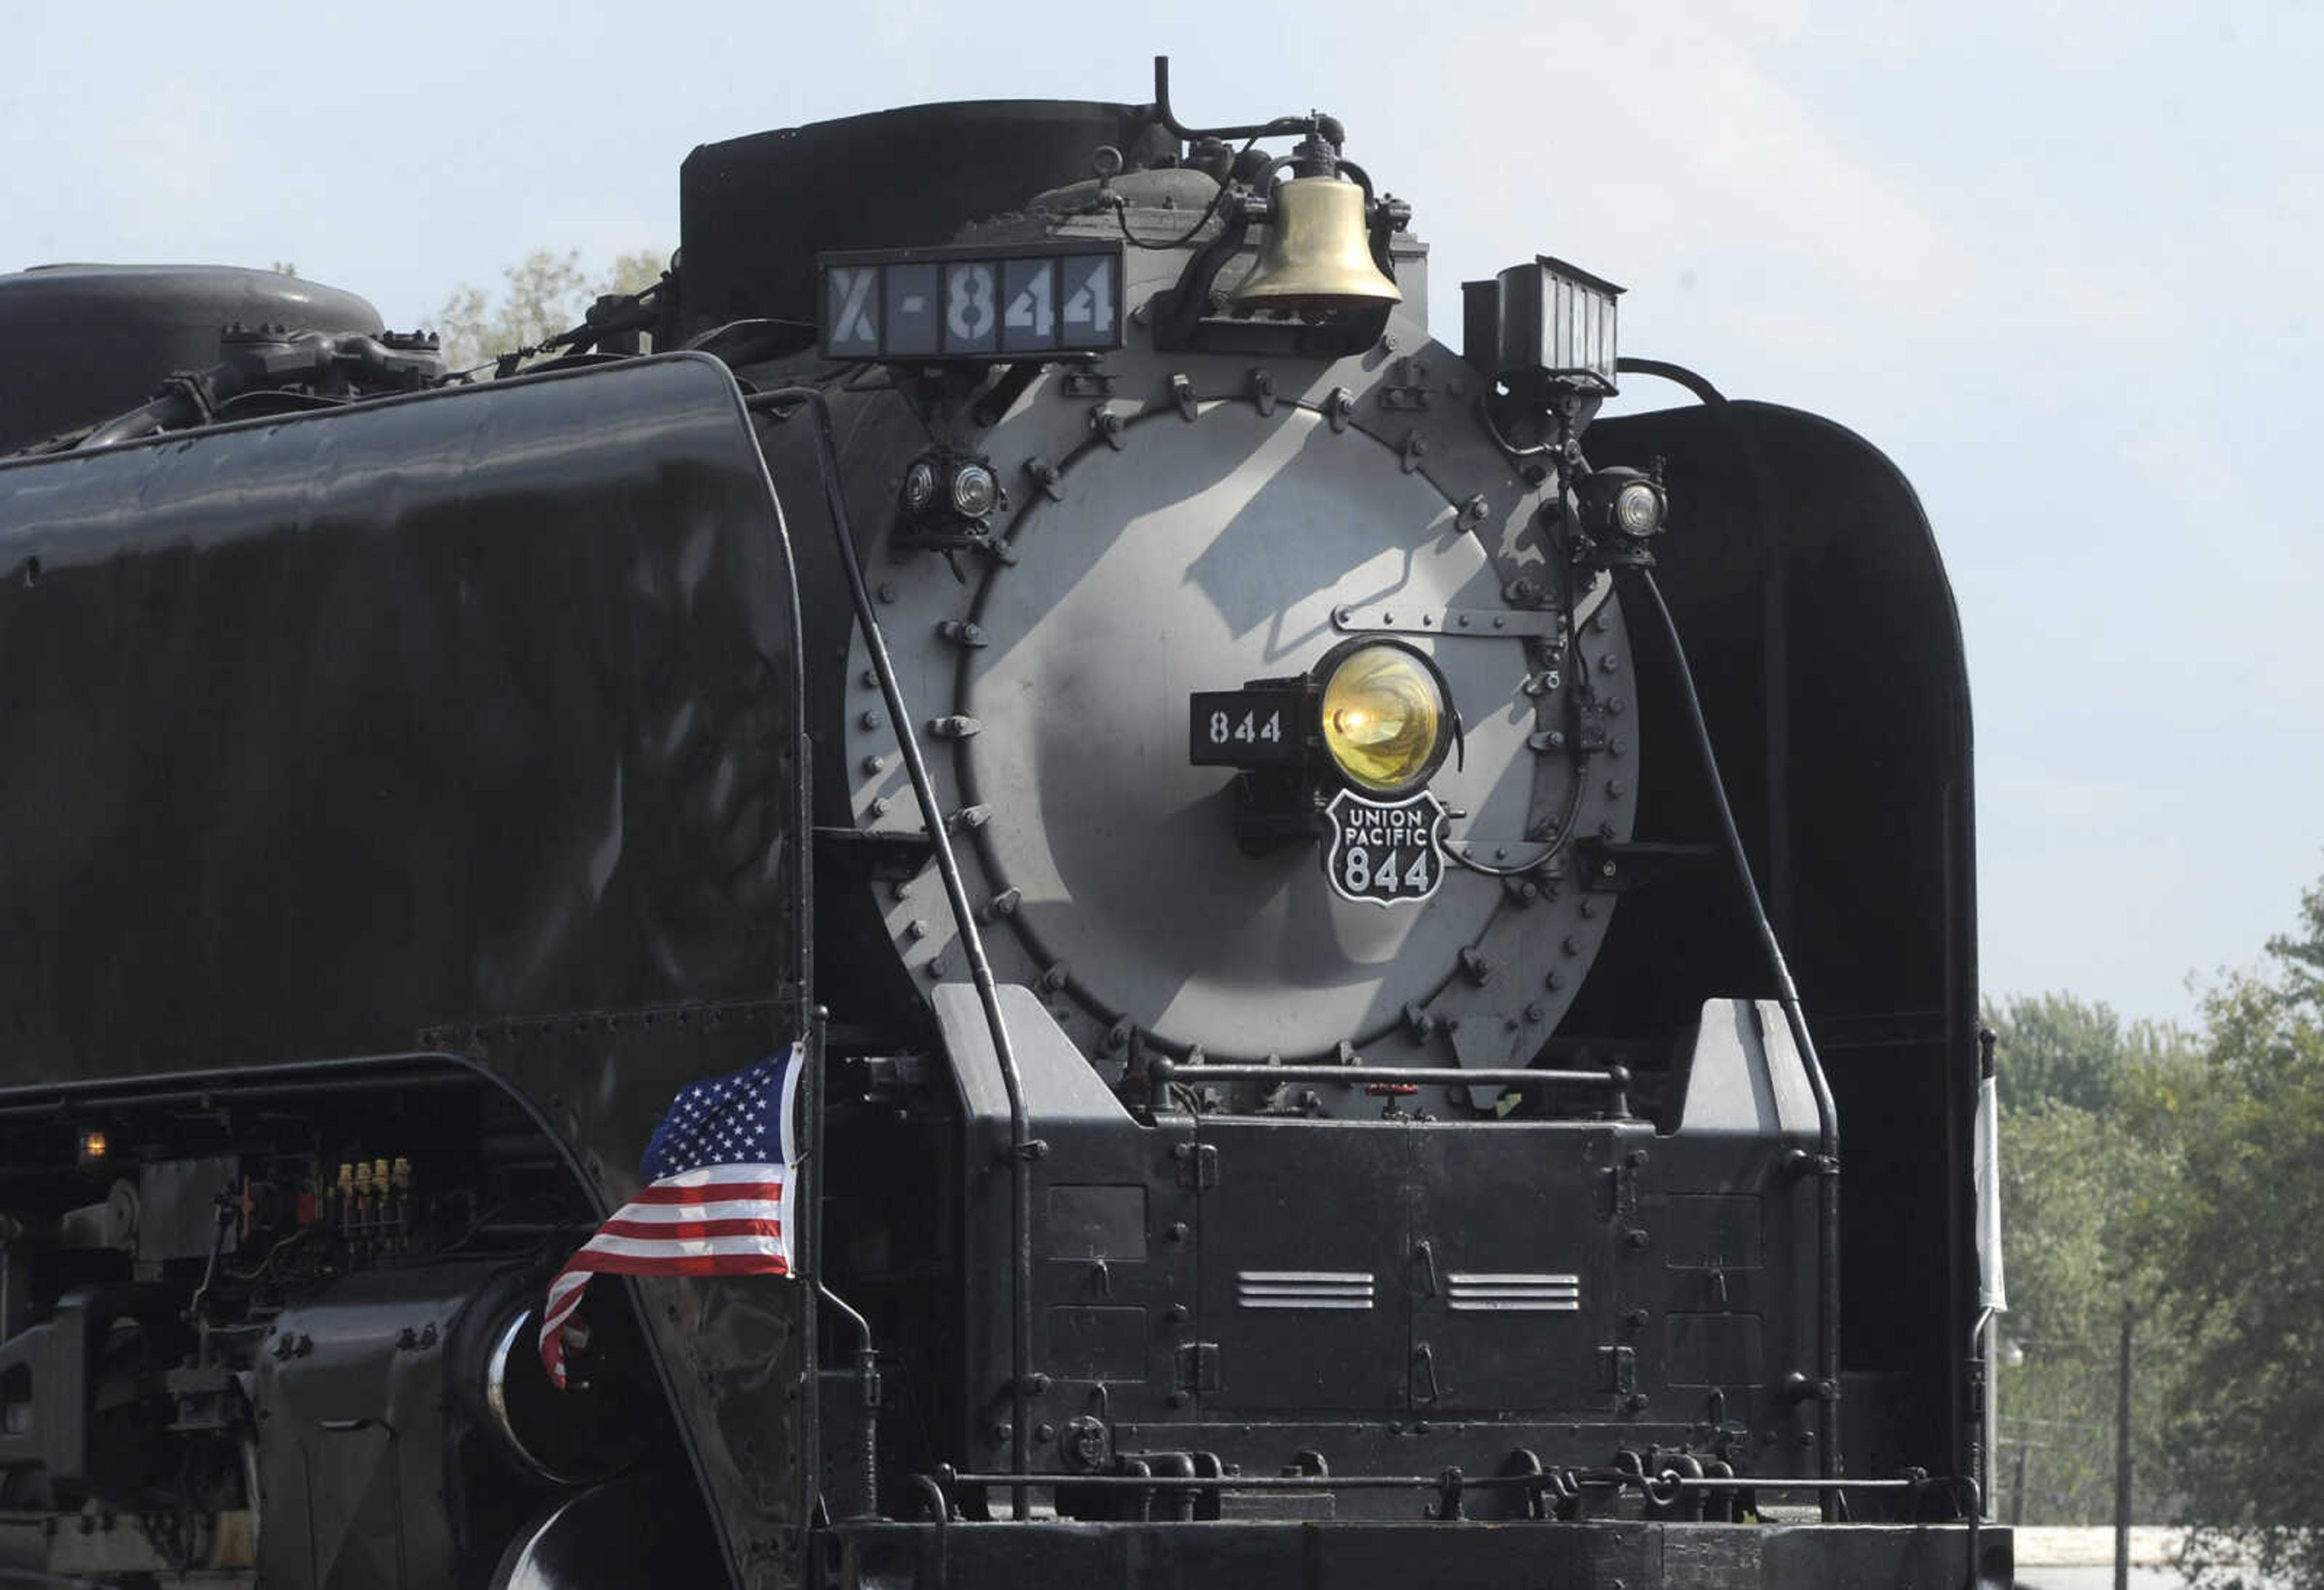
[10,0,2317,1027]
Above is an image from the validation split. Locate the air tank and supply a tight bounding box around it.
[0,263,383,451]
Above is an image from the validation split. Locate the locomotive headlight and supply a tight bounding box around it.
[950,461,999,519]
[1319,642,1451,796]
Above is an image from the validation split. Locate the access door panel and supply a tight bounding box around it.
[1407,1123,1634,1415]
[1196,1119,1411,1413]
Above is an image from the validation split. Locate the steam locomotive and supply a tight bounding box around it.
[0,62,2004,1590]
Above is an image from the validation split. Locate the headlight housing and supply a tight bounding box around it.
[1317,640,1452,797]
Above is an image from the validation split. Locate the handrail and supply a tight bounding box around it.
[744,386,1034,1517]
[1624,565,1844,1513]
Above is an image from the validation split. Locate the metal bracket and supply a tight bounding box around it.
[1060,367,1116,398]
[1413,1341,1444,1405]
[1089,405,1126,450]
[1333,604,1563,640]
[1023,457,1065,502]
[1168,373,1199,423]
[1322,386,1355,433]
[1250,368,1278,417]
[1574,839,1719,893]
[1381,361,1433,411]
[813,826,936,882]
[1400,430,1428,474]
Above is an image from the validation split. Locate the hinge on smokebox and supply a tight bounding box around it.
[1603,1344,1636,1396]
[1172,1142,1218,1190]
[1174,1341,1220,1393]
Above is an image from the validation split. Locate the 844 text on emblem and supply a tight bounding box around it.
[1322,787,1449,908]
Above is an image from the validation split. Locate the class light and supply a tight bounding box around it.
[901,459,937,514]
[950,462,998,520]
[1319,643,1451,796]
[1612,479,1664,538]
[1571,465,1669,568]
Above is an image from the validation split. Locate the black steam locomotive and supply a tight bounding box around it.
[0,62,2004,1590]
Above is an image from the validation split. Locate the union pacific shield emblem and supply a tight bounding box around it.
[1322,788,1448,908]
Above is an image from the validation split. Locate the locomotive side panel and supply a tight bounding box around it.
[0,354,804,1085]
[0,355,813,1588]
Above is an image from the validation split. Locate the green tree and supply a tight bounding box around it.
[2158,879,2324,1588]
[433,247,665,373]
[1985,990,2188,1113]
[1987,993,2199,1524]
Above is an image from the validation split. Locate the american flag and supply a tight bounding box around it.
[539,1042,803,1389]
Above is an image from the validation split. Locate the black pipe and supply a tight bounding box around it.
[1614,356,1727,407]
[820,1284,881,1519]
[1621,565,1843,1511]
[743,387,1034,1517]
[1149,55,1318,144]
[78,332,441,450]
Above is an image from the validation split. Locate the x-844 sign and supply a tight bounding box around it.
[1322,788,1449,908]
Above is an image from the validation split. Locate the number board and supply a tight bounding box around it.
[819,243,1124,361]
[1189,689,1301,767]
[1322,788,1449,909]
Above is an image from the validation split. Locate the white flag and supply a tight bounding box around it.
[1974,1071,2007,1312]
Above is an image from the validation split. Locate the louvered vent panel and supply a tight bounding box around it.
[1235,1271,1375,1311]
[1445,1272,1581,1312]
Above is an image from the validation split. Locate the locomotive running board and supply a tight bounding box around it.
[830,1517,2011,1590]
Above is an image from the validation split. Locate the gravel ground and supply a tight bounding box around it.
[2006,1527,2277,1590]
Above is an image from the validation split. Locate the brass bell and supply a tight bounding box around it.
[1232,174,1402,314]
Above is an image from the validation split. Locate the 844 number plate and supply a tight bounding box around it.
[1322,788,1448,908]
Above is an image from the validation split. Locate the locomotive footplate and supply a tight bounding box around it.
[826,1518,2012,1589]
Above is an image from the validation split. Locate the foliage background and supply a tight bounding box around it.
[432,248,665,373]
[1993,881,2324,1586]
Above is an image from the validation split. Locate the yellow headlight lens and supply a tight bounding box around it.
[1321,644,1446,794]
